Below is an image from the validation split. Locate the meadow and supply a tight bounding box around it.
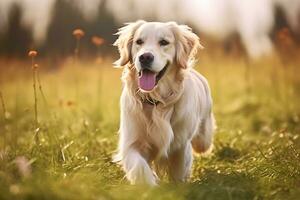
[0,51,299,200]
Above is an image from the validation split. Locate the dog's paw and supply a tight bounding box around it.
[126,162,158,186]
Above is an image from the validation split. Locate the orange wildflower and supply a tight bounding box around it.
[28,50,37,57]
[73,29,85,39]
[91,36,105,46]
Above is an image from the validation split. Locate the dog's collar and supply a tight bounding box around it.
[141,97,160,106]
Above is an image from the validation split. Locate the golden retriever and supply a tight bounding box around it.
[113,20,216,185]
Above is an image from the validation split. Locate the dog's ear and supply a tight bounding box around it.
[113,20,146,67]
[169,22,203,69]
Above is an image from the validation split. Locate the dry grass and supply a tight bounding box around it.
[0,53,300,200]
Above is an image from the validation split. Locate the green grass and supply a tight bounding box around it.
[0,54,300,200]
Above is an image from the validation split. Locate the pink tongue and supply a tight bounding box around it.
[138,70,156,91]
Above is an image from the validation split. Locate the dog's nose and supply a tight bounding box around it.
[139,53,154,68]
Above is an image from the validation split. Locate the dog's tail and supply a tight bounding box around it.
[191,113,216,154]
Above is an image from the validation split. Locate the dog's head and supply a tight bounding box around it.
[114,21,202,92]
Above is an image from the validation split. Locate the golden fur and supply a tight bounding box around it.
[113,21,215,185]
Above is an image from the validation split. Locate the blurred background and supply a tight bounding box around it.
[0,0,299,61]
[1,1,300,199]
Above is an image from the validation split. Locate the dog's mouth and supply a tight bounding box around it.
[138,62,169,92]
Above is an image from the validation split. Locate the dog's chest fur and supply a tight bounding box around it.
[125,68,201,160]
[139,99,192,159]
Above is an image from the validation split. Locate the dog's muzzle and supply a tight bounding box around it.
[138,61,169,92]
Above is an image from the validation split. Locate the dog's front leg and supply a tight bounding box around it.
[115,91,157,186]
[121,148,157,185]
[117,125,157,185]
[168,143,193,182]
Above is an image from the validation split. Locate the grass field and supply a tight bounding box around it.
[0,53,300,200]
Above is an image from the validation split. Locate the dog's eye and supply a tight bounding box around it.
[159,39,169,46]
[136,39,144,45]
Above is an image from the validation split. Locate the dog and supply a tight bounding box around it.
[113,20,216,185]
